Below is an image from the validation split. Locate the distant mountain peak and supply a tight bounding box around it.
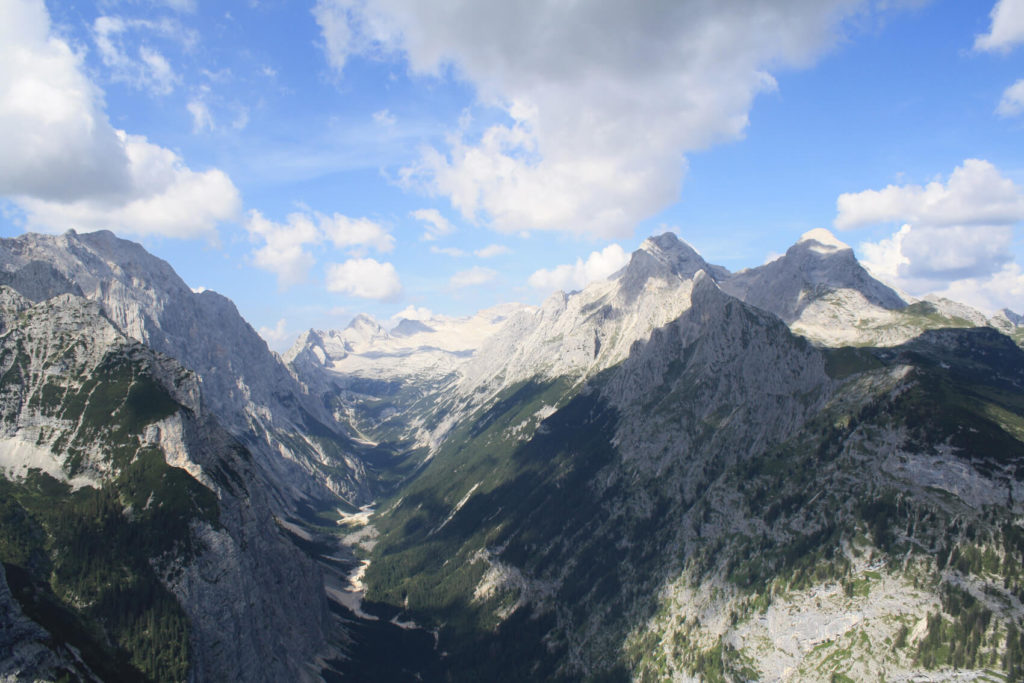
[638,231,703,264]
[721,228,905,324]
[619,232,726,301]
[391,318,435,337]
[1002,308,1024,326]
[796,228,850,252]
[347,313,384,331]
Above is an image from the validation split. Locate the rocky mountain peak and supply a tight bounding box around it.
[795,227,851,253]
[619,232,726,301]
[283,328,332,366]
[347,312,383,332]
[1002,308,1024,326]
[721,229,905,323]
[391,318,435,337]
[0,230,371,508]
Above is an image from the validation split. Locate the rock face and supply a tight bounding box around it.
[4,227,1024,681]
[353,235,1024,681]
[285,304,524,443]
[1003,308,1024,326]
[721,228,906,323]
[0,230,368,508]
[461,233,721,395]
[0,563,97,682]
[0,287,328,682]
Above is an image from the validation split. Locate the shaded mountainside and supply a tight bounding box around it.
[353,278,1024,680]
[0,288,328,682]
[0,230,370,511]
[2,228,1024,681]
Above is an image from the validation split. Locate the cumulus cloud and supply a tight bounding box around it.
[392,305,433,321]
[0,0,238,239]
[258,318,295,352]
[859,223,1014,284]
[244,209,394,288]
[975,0,1024,52]
[412,208,455,241]
[836,159,1024,233]
[450,266,497,289]
[245,210,320,287]
[998,79,1024,117]
[0,0,132,202]
[932,263,1024,314]
[858,224,911,283]
[842,160,1024,310]
[326,258,402,300]
[316,0,868,237]
[320,213,395,252]
[528,244,629,292]
[475,244,510,258]
[19,130,239,238]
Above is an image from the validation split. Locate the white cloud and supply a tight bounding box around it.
[392,305,433,321]
[161,0,197,12]
[187,99,214,132]
[931,263,1024,314]
[244,210,394,288]
[846,160,1024,307]
[311,0,356,73]
[326,258,402,299]
[475,244,511,258]
[836,159,1024,232]
[527,244,629,292]
[450,266,497,289]
[859,224,911,283]
[231,107,250,130]
[373,108,396,126]
[412,208,455,241]
[93,16,181,95]
[430,245,466,257]
[998,78,1024,117]
[318,0,870,237]
[258,318,295,352]
[975,0,1024,52]
[0,0,238,240]
[245,210,320,287]
[320,213,395,252]
[860,222,1015,284]
[20,130,239,238]
[0,0,131,201]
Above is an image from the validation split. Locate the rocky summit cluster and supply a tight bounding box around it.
[1,228,1023,681]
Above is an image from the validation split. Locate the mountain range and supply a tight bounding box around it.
[1,228,1023,681]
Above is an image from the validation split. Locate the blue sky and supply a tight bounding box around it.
[1,0,1023,351]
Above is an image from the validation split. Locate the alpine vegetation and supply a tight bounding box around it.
[2,228,1022,681]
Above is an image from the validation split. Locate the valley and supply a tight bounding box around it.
[1,228,1023,681]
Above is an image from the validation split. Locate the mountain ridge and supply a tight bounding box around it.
[0,229,369,509]
[2,227,1023,681]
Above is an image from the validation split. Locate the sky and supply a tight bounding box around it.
[1,0,1023,352]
